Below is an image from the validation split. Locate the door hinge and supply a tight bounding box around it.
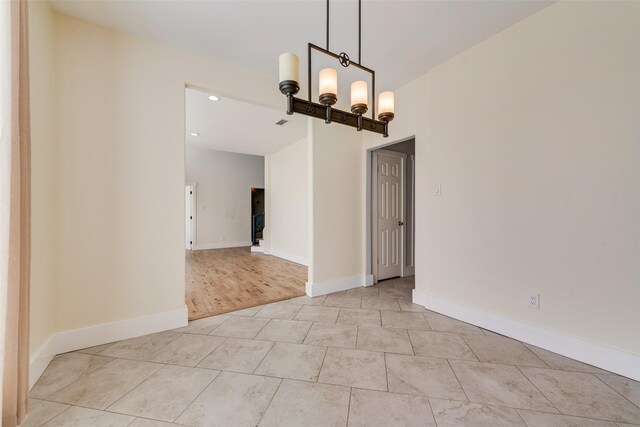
[190,216,192,220]
[190,241,192,244]
[190,191,193,194]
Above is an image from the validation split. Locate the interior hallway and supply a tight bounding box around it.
[26,276,640,426]
[185,247,306,320]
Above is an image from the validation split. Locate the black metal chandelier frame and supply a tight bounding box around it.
[280,0,391,137]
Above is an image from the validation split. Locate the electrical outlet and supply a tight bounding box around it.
[528,293,540,309]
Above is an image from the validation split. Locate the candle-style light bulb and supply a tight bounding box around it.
[351,80,368,115]
[278,52,300,95]
[319,68,338,106]
[378,91,395,122]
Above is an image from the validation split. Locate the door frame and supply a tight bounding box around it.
[365,136,415,284]
[251,187,265,245]
[372,149,407,282]
[405,154,416,276]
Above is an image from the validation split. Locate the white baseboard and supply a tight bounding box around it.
[364,275,374,286]
[29,336,56,390]
[193,241,251,250]
[269,249,308,266]
[29,306,188,389]
[250,245,264,253]
[306,275,374,297]
[413,289,640,382]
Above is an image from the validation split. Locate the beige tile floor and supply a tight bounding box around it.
[25,277,640,426]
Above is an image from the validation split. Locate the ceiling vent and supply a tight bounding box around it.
[275,119,288,126]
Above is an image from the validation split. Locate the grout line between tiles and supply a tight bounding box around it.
[445,358,470,402]
[425,397,439,427]
[383,353,390,392]
[514,408,531,426]
[397,394,555,418]
[37,357,123,401]
[249,341,276,375]
[195,336,229,368]
[169,368,222,424]
[458,334,481,362]
[514,365,561,414]
[405,329,417,357]
[252,342,279,375]
[316,345,331,384]
[36,403,73,426]
[592,373,640,410]
[422,312,433,330]
[296,320,315,344]
[516,406,640,425]
[345,387,353,426]
[52,401,135,416]
[256,378,284,426]
[102,363,168,413]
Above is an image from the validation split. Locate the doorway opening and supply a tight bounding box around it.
[183,86,307,320]
[251,187,265,245]
[367,137,415,283]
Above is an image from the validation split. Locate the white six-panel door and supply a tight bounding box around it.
[376,151,405,280]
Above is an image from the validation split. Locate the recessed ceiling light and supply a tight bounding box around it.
[207,95,221,102]
[190,132,199,136]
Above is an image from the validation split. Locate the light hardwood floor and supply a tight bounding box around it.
[185,247,307,320]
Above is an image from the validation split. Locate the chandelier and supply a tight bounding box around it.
[278,0,394,137]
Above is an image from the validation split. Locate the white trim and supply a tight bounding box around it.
[372,150,406,281]
[250,245,264,253]
[306,275,374,297]
[406,154,415,271]
[307,119,315,283]
[364,136,416,284]
[371,151,378,282]
[268,249,308,267]
[412,289,640,381]
[29,306,188,389]
[193,241,252,250]
[29,336,56,390]
[364,275,374,287]
[364,150,373,280]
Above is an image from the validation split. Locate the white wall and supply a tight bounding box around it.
[361,1,640,368]
[307,121,370,295]
[49,12,279,335]
[186,146,264,249]
[28,0,56,360]
[264,137,308,265]
[31,0,640,383]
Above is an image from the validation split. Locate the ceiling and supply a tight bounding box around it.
[50,0,552,95]
[50,0,551,155]
[185,87,307,156]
